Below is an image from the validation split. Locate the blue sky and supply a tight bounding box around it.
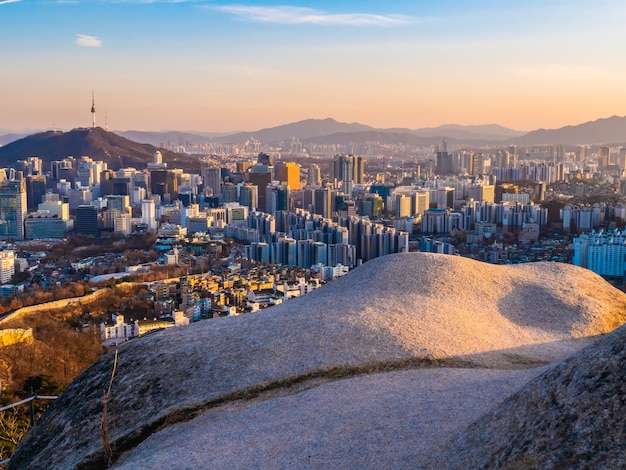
[2,1,626,132]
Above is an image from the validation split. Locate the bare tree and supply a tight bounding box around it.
[0,408,29,461]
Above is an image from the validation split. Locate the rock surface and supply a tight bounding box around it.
[8,253,626,469]
[431,322,626,470]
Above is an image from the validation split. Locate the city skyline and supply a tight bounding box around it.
[2,1,626,133]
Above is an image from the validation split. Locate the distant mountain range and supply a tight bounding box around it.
[2,116,626,158]
[211,118,525,144]
[0,132,30,146]
[214,118,376,143]
[514,115,626,146]
[210,116,626,146]
[0,127,201,171]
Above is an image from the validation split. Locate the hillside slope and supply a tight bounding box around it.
[9,253,626,469]
[0,127,199,171]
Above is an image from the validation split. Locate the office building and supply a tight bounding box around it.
[150,169,178,200]
[248,164,273,210]
[333,154,363,194]
[274,162,301,190]
[201,165,222,197]
[308,164,321,187]
[142,199,158,230]
[238,183,258,211]
[25,175,47,211]
[75,205,100,236]
[314,187,332,219]
[359,193,383,218]
[25,212,73,239]
[0,179,27,240]
[221,183,238,204]
[266,183,290,215]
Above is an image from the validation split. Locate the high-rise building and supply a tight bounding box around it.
[100,169,115,196]
[395,194,412,218]
[333,154,362,194]
[224,203,248,226]
[248,164,273,211]
[201,165,222,197]
[257,152,273,165]
[265,183,290,214]
[238,183,258,211]
[308,163,321,187]
[573,229,626,277]
[25,211,73,239]
[469,153,484,176]
[107,195,130,213]
[50,158,76,182]
[354,155,364,185]
[18,157,43,177]
[619,148,626,175]
[221,183,238,203]
[467,184,495,204]
[68,188,93,213]
[75,156,106,187]
[274,162,301,190]
[142,199,157,230]
[302,189,314,213]
[25,175,47,211]
[236,161,252,174]
[413,191,430,216]
[359,193,383,218]
[313,187,332,219]
[101,169,131,197]
[150,169,178,200]
[75,205,100,236]
[598,146,610,168]
[532,182,546,203]
[0,178,27,240]
[39,195,69,220]
[436,150,454,175]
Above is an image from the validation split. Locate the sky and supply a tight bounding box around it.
[2,0,626,133]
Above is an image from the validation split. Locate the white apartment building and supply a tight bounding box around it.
[100,314,139,345]
[0,250,15,285]
[573,229,626,277]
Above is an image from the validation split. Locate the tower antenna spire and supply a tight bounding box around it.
[90,90,96,128]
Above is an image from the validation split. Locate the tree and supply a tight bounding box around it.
[23,375,64,397]
[0,408,30,461]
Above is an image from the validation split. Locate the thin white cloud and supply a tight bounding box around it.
[104,0,199,3]
[76,34,102,47]
[215,5,414,26]
[0,0,21,5]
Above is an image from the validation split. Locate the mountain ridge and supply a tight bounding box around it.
[0,127,200,171]
[4,114,626,153]
[513,114,626,145]
[0,119,525,148]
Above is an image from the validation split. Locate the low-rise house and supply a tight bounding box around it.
[100,314,139,345]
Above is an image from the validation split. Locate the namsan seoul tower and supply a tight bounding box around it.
[90,90,96,128]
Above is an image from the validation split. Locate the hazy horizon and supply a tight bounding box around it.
[0,115,622,137]
[2,1,626,133]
